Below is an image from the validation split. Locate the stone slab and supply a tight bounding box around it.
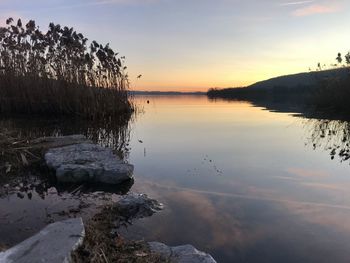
[0,218,85,263]
[45,143,133,184]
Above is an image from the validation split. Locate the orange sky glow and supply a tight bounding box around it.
[0,0,349,91]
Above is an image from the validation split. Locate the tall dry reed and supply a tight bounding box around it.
[0,18,132,119]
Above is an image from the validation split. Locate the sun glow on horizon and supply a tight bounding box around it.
[1,0,349,92]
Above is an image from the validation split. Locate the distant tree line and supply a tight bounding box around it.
[207,53,350,115]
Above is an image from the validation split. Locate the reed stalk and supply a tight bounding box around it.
[0,18,133,119]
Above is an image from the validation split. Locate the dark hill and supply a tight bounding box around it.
[247,68,349,90]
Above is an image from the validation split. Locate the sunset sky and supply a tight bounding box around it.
[0,0,349,91]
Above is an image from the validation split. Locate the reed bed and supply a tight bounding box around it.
[0,18,132,119]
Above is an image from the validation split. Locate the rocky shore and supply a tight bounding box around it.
[0,135,217,263]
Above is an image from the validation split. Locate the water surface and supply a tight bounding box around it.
[1,95,350,263]
[125,95,350,263]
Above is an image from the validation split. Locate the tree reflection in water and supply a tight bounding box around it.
[306,119,350,163]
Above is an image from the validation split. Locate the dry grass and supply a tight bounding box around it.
[0,18,132,119]
[0,129,40,178]
[0,128,45,198]
[71,205,168,263]
[0,243,8,252]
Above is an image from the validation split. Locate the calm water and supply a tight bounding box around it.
[126,95,350,263]
[1,95,350,262]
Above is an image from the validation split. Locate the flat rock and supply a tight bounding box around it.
[0,218,85,263]
[45,143,133,184]
[149,242,217,263]
[116,193,163,219]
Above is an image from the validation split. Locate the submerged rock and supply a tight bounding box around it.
[45,143,133,184]
[0,218,85,263]
[116,193,163,219]
[149,242,217,263]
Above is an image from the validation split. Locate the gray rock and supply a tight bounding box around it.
[149,242,217,263]
[45,143,133,184]
[0,218,85,263]
[116,193,163,219]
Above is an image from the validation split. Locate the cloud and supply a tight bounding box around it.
[280,0,315,6]
[301,182,349,191]
[286,167,330,177]
[87,0,159,6]
[292,3,341,16]
[141,180,350,211]
[31,0,159,12]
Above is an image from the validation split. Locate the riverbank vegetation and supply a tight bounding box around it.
[312,54,350,113]
[0,18,132,119]
[0,129,38,179]
[0,127,164,261]
[207,53,350,114]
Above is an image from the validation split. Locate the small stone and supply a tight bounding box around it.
[116,193,163,219]
[149,242,217,263]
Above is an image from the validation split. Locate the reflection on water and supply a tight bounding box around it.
[123,180,350,263]
[306,119,350,163]
[125,95,350,263]
[0,116,131,158]
[0,116,133,247]
[2,95,350,262]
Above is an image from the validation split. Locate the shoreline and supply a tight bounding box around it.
[0,132,217,262]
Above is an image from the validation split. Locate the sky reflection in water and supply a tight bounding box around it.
[1,95,350,262]
[124,95,350,263]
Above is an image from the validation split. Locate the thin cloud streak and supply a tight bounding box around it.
[26,0,159,12]
[280,0,315,6]
[150,182,350,211]
[0,0,315,13]
[88,0,159,6]
[292,3,341,16]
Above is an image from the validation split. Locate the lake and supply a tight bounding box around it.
[127,95,350,263]
[1,95,350,262]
